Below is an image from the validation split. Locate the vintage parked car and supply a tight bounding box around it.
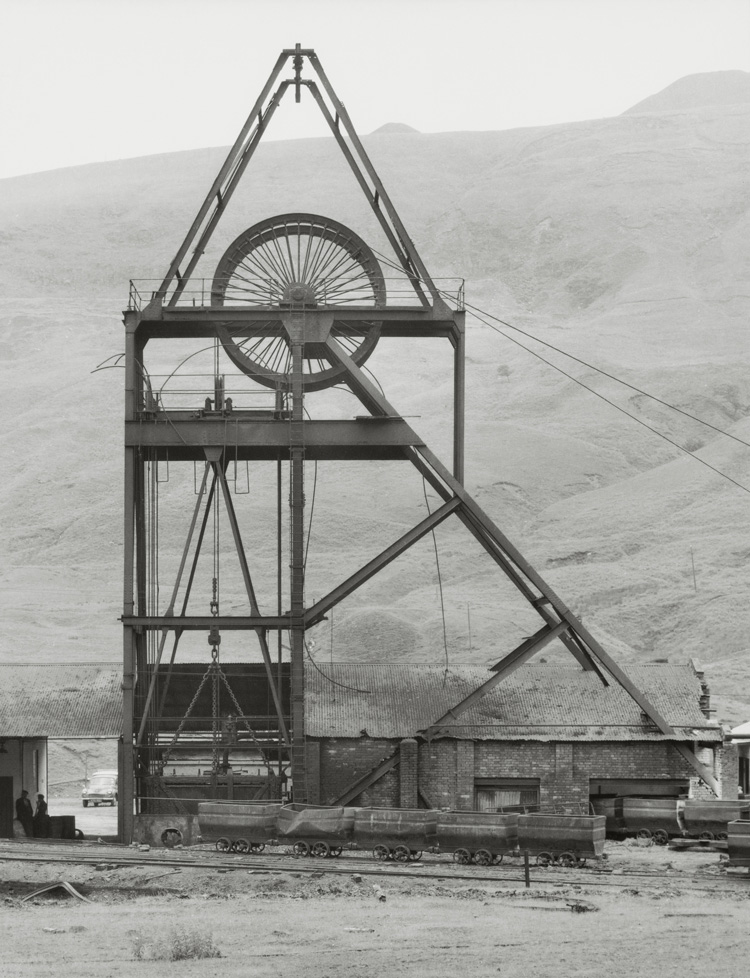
[82,770,118,807]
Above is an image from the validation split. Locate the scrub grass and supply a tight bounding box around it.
[132,925,221,961]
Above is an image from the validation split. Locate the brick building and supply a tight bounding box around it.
[304,662,735,810]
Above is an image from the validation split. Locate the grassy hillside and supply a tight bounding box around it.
[1,71,748,725]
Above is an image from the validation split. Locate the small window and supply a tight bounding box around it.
[475,779,540,812]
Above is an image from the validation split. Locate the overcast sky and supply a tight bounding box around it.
[2,0,748,180]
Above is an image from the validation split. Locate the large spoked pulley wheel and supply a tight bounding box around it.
[211,213,386,392]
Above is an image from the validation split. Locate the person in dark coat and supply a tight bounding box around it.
[15,789,34,837]
[33,793,50,838]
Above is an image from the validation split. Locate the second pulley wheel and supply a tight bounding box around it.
[211,213,385,392]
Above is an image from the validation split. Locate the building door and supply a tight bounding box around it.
[0,777,14,838]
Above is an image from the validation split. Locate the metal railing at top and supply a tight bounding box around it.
[127,277,465,313]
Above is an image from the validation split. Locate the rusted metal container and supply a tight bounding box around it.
[682,800,750,839]
[197,801,282,848]
[276,803,358,853]
[592,797,680,843]
[436,810,518,864]
[354,807,438,858]
[726,819,750,868]
[517,812,606,863]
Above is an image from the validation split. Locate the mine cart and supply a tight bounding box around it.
[682,800,750,841]
[591,796,680,845]
[276,804,359,857]
[354,807,438,861]
[517,812,606,867]
[197,801,282,853]
[436,810,519,865]
[726,819,750,870]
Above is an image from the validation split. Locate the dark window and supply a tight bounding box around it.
[474,779,540,812]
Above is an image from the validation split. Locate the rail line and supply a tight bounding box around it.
[1,840,746,895]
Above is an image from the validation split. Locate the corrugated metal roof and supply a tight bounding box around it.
[0,663,121,737]
[305,662,722,742]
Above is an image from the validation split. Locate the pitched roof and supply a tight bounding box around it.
[304,662,722,742]
[0,663,122,738]
[0,661,722,744]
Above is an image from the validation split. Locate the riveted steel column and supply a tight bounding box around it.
[288,312,307,801]
[121,311,139,842]
[453,313,466,483]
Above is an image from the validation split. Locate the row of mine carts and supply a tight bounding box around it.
[590,797,750,843]
[197,798,750,870]
[198,803,606,867]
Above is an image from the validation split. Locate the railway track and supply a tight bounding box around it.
[1,839,747,894]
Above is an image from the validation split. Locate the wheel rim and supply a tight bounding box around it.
[474,849,492,866]
[393,845,410,862]
[636,829,652,840]
[312,841,330,858]
[454,848,471,865]
[293,841,310,856]
[653,830,669,846]
[373,845,390,861]
[215,837,231,852]
[212,213,385,392]
[699,831,715,841]
[408,851,423,862]
[232,838,250,853]
[559,851,576,867]
[250,842,265,853]
[536,851,552,866]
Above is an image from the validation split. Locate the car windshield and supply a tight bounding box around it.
[89,778,116,789]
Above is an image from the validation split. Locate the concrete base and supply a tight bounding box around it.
[132,814,201,848]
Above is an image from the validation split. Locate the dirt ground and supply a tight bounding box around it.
[1,840,748,978]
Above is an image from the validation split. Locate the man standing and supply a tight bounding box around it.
[15,789,34,837]
[33,793,50,838]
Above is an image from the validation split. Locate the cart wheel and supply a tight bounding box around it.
[373,845,390,861]
[293,841,310,857]
[699,831,715,841]
[453,848,472,865]
[474,849,493,866]
[393,845,411,862]
[653,829,669,846]
[536,851,552,867]
[74,829,85,841]
[493,852,504,866]
[636,829,653,843]
[232,838,250,854]
[408,850,423,862]
[250,842,266,853]
[215,837,231,852]
[558,851,576,868]
[329,846,343,857]
[311,841,330,858]
[716,832,728,842]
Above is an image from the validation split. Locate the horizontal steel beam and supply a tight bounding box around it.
[133,306,463,340]
[125,419,423,460]
[122,615,292,630]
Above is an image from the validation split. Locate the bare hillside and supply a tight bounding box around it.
[1,71,748,724]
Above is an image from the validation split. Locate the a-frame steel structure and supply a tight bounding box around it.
[121,46,717,840]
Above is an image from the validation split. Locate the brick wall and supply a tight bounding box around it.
[315,736,399,806]
[312,735,727,810]
[399,739,418,809]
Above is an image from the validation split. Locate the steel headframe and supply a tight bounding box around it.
[121,45,719,840]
